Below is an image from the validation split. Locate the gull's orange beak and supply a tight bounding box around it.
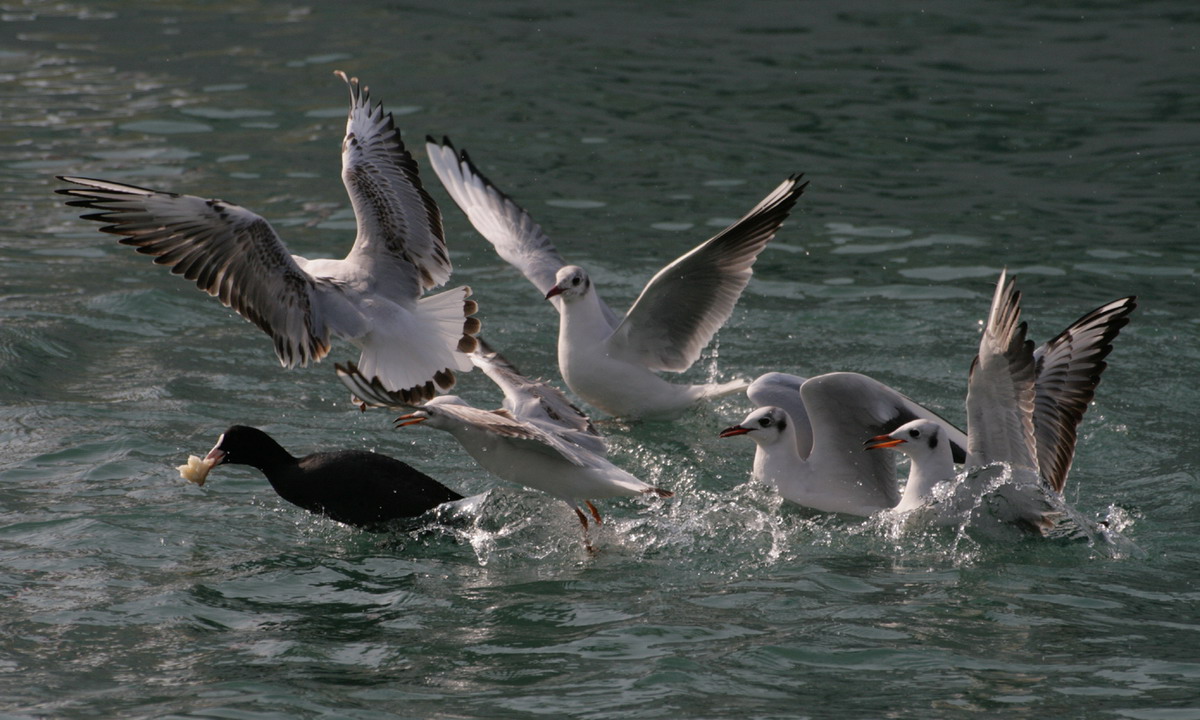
[395,413,428,428]
[865,434,904,450]
[719,425,751,438]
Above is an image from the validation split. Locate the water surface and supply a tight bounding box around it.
[2,1,1198,718]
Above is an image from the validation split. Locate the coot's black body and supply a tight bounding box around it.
[206,425,463,529]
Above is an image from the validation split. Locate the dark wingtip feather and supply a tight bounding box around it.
[432,369,455,391]
[457,335,479,354]
[334,361,450,409]
[455,288,482,356]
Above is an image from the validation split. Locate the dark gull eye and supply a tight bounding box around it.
[572,276,581,286]
[758,416,771,428]
[908,428,920,439]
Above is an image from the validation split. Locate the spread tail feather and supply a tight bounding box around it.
[355,286,480,402]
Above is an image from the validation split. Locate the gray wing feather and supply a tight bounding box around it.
[338,73,449,294]
[424,136,621,327]
[335,361,425,408]
[1031,295,1136,492]
[607,175,807,372]
[799,372,920,509]
[58,176,330,368]
[336,360,600,467]
[966,270,1039,472]
[429,402,596,467]
[800,372,968,509]
[469,339,607,455]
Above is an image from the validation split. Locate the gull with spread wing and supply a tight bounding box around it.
[336,345,671,546]
[719,372,968,515]
[425,137,806,419]
[58,72,479,404]
[867,270,1135,532]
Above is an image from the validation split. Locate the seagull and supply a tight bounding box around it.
[468,338,607,457]
[335,346,671,545]
[866,270,1136,532]
[57,72,479,404]
[425,136,807,419]
[718,372,969,515]
[744,371,967,462]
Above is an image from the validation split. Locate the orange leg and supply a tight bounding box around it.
[585,500,603,526]
[572,504,597,554]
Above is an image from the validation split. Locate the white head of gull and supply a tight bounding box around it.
[425,136,807,419]
[57,72,479,404]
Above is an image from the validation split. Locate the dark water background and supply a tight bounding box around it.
[2,1,1198,718]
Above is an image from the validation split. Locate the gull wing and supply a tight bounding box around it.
[337,360,600,468]
[966,270,1039,472]
[424,401,597,468]
[425,136,621,327]
[750,371,967,463]
[747,372,815,458]
[469,339,606,455]
[1031,295,1136,492]
[57,176,332,368]
[336,360,438,409]
[606,175,807,372]
[338,72,450,296]
[798,373,904,509]
[802,372,967,509]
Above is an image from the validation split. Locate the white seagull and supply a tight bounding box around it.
[866,270,1135,532]
[425,136,808,419]
[744,371,968,463]
[719,372,969,515]
[58,72,479,404]
[468,338,607,457]
[335,348,671,544]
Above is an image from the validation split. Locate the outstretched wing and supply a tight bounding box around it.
[424,136,621,327]
[802,371,967,509]
[335,360,432,409]
[57,176,330,368]
[336,361,596,468]
[425,401,597,468]
[1031,295,1136,492]
[966,270,1039,473]
[606,176,807,372]
[338,72,449,296]
[470,339,606,455]
[751,371,967,463]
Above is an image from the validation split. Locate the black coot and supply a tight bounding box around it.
[202,425,463,529]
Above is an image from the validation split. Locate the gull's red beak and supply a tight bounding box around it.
[719,425,751,438]
[864,434,904,450]
[395,413,428,428]
[545,284,565,299]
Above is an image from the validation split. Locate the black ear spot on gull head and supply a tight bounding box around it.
[929,434,938,450]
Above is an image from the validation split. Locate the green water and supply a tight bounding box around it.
[2,1,1198,718]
